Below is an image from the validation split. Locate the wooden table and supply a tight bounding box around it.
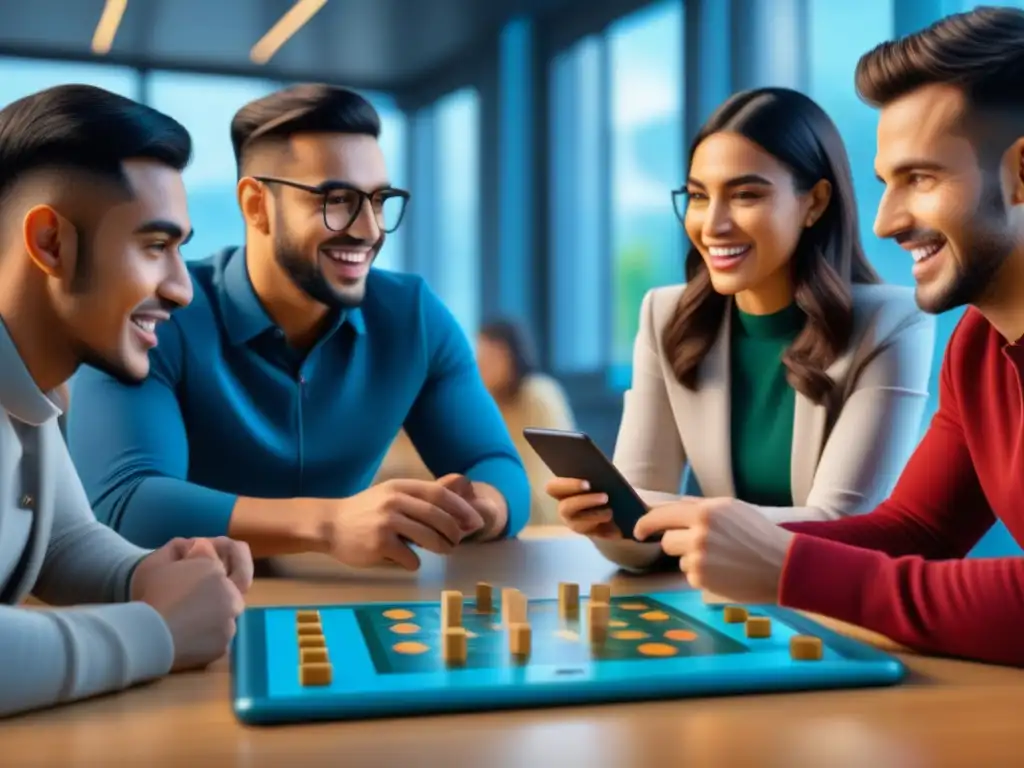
[3,528,1022,767]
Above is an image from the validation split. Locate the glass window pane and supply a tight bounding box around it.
[432,87,481,337]
[369,94,408,274]
[0,57,139,105]
[807,0,958,430]
[549,36,605,372]
[607,0,685,380]
[146,73,280,261]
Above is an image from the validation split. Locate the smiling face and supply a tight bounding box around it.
[683,132,830,313]
[873,83,1019,314]
[263,133,391,309]
[28,159,194,384]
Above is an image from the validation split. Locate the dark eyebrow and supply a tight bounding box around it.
[320,179,394,194]
[134,219,194,245]
[875,160,948,183]
[686,174,773,189]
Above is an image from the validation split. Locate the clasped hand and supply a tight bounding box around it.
[318,474,499,570]
[130,536,253,672]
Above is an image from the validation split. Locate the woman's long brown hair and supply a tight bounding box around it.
[663,87,880,404]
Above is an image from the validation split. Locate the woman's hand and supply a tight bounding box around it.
[545,478,623,539]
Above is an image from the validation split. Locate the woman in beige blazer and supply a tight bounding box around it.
[548,87,936,570]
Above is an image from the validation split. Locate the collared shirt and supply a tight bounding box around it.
[0,317,173,718]
[67,247,530,547]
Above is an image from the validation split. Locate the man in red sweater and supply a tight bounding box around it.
[633,5,1024,666]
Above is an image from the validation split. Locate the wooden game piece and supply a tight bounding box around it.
[723,605,748,623]
[558,582,580,617]
[441,590,463,628]
[299,662,332,686]
[475,582,493,613]
[502,588,527,625]
[296,610,320,623]
[297,622,322,636]
[745,616,772,638]
[590,583,611,604]
[443,627,468,665]
[509,623,531,658]
[790,635,824,661]
[510,591,528,624]
[701,590,730,605]
[300,648,329,664]
[588,601,610,644]
[501,588,515,624]
[298,634,327,648]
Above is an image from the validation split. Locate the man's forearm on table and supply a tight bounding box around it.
[227,496,330,558]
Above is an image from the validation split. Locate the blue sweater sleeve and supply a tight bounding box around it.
[402,286,531,538]
[66,320,238,548]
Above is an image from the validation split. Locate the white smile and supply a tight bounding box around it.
[322,249,369,264]
[911,241,944,263]
[131,317,157,333]
[708,245,751,258]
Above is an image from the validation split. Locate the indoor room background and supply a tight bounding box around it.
[0,0,1014,556]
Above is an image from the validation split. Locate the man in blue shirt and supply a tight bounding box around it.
[67,84,531,570]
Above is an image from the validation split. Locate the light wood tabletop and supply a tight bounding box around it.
[2,527,1022,767]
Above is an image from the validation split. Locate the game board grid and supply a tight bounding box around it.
[354,596,749,674]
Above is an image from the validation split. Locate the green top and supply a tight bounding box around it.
[728,301,804,506]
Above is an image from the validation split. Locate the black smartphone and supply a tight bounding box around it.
[522,427,653,541]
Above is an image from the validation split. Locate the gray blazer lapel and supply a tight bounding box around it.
[790,344,856,505]
[670,306,736,498]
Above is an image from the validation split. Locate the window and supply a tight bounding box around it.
[549,36,606,372]
[806,0,962,430]
[607,0,685,384]
[370,95,408,273]
[431,87,482,337]
[0,57,139,106]
[145,73,280,261]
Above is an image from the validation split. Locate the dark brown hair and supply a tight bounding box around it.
[856,6,1024,109]
[663,87,880,404]
[230,84,380,176]
[479,318,538,398]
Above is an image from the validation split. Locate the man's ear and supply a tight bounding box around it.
[23,205,77,279]
[1003,137,1024,205]
[237,177,272,235]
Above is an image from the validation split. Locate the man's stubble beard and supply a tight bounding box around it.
[917,177,1017,315]
[271,217,380,310]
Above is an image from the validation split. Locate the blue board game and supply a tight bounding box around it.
[232,586,905,725]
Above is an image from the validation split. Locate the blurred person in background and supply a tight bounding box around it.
[378,319,575,526]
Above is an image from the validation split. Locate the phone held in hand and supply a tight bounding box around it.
[522,427,656,541]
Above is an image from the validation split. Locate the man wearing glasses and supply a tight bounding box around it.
[66,84,531,570]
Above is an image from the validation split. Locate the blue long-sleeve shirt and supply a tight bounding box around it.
[66,247,530,547]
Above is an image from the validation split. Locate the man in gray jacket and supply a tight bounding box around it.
[0,84,253,718]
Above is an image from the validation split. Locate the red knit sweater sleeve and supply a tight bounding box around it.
[776,316,1024,666]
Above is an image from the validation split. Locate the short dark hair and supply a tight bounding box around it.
[0,83,192,205]
[230,83,381,174]
[856,6,1024,116]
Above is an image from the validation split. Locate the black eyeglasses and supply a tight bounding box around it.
[254,176,411,234]
[671,187,688,224]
